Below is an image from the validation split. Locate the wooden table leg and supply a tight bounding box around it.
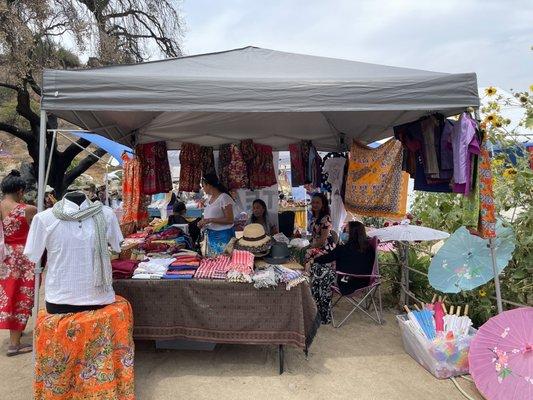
[279,345,284,375]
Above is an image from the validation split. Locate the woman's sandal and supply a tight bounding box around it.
[6,343,32,357]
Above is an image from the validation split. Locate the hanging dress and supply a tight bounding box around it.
[0,204,35,331]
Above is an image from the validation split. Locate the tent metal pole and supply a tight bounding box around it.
[489,238,503,314]
[43,131,57,191]
[33,110,47,364]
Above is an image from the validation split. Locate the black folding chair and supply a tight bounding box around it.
[278,211,296,238]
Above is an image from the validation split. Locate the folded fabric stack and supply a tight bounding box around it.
[164,252,201,280]
[252,267,278,289]
[226,250,254,283]
[132,257,175,279]
[195,255,231,280]
[273,265,308,290]
[111,260,140,279]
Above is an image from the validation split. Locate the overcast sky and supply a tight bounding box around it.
[180,0,532,91]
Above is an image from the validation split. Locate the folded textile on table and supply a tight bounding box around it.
[273,265,308,290]
[162,273,194,280]
[132,273,164,279]
[195,255,232,279]
[112,260,140,279]
[227,270,252,283]
[133,257,175,279]
[252,267,278,289]
[168,265,199,271]
[166,269,197,275]
[226,250,254,283]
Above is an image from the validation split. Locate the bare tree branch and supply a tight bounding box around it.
[0,122,33,143]
[61,137,93,165]
[63,147,107,187]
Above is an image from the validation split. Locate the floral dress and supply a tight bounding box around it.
[308,215,337,324]
[0,204,35,331]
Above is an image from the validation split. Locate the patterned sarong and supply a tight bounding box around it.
[34,296,135,400]
[344,139,408,219]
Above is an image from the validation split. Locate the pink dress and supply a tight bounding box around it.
[0,204,35,331]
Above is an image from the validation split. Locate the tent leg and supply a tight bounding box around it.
[32,110,47,363]
[489,238,503,314]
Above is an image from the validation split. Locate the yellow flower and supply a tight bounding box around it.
[529,84,533,93]
[503,168,517,179]
[479,289,487,297]
[492,159,504,167]
[485,86,497,96]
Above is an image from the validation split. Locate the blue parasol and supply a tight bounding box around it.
[68,131,133,165]
[428,222,515,293]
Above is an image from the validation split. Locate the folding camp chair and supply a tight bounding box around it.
[331,237,383,327]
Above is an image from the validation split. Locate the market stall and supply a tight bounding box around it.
[36,46,480,374]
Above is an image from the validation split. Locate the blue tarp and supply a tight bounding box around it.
[68,131,133,165]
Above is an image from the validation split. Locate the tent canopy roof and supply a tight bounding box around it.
[42,46,479,151]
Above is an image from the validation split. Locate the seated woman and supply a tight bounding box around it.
[247,199,279,236]
[168,201,188,225]
[311,221,375,324]
[168,201,201,246]
[197,174,235,256]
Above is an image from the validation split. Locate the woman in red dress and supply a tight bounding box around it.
[0,170,37,356]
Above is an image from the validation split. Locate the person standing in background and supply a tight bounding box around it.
[0,170,37,356]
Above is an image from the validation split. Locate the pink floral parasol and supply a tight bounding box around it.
[469,307,533,400]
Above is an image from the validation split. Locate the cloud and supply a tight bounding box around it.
[182,0,533,89]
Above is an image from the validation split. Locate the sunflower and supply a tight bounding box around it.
[484,113,499,124]
[485,86,497,96]
[479,289,487,297]
[503,168,517,179]
[529,84,533,93]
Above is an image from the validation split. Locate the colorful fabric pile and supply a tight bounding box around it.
[34,296,135,400]
[252,266,278,289]
[195,255,232,280]
[136,141,173,195]
[344,139,409,219]
[132,257,175,279]
[273,265,308,290]
[111,260,140,279]
[226,250,254,283]
[164,251,201,280]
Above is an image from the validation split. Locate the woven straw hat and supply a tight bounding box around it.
[237,224,271,247]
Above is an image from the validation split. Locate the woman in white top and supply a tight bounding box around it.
[198,174,235,256]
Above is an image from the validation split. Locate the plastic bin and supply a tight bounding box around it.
[396,314,476,379]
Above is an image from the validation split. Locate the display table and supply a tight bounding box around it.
[113,279,320,373]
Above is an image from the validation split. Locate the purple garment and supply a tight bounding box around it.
[452,113,478,185]
[453,134,480,195]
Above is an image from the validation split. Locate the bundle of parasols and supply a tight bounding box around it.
[398,295,477,379]
[403,295,473,340]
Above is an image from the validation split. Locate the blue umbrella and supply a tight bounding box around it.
[68,131,133,165]
[428,222,515,293]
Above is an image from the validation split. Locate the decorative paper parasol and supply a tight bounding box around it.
[469,307,533,400]
[370,220,450,242]
[428,223,515,293]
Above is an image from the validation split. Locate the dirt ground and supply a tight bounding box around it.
[0,300,484,400]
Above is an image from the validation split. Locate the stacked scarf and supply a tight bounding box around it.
[226,250,254,283]
[52,198,112,292]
